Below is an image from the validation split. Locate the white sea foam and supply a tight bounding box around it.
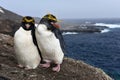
[95,23,120,33]
[95,23,120,28]
[62,32,78,35]
[101,29,110,33]
[0,8,4,13]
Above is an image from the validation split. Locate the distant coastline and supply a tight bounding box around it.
[60,23,108,33]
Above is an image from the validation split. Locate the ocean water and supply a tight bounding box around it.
[63,20,120,80]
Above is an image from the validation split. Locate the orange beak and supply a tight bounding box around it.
[51,23,61,28]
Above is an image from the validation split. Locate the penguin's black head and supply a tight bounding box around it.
[21,16,35,30]
[43,14,58,23]
[40,14,61,30]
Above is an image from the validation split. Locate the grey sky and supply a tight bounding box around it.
[0,0,120,19]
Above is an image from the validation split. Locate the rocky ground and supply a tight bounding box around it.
[0,33,113,80]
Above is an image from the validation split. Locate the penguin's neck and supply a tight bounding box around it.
[21,26,37,46]
[21,24,33,31]
[19,27,31,36]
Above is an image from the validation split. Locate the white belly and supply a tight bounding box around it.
[36,25,64,64]
[14,27,40,69]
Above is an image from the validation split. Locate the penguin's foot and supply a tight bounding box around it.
[17,64,24,68]
[40,62,50,68]
[52,64,60,72]
[24,67,31,70]
[24,66,33,70]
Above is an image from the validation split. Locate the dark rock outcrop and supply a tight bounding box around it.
[0,6,21,36]
[60,22,108,33]
[0,19,20,36]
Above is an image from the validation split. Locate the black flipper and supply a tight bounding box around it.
[52,28,66,54]
[31,27,45,64]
